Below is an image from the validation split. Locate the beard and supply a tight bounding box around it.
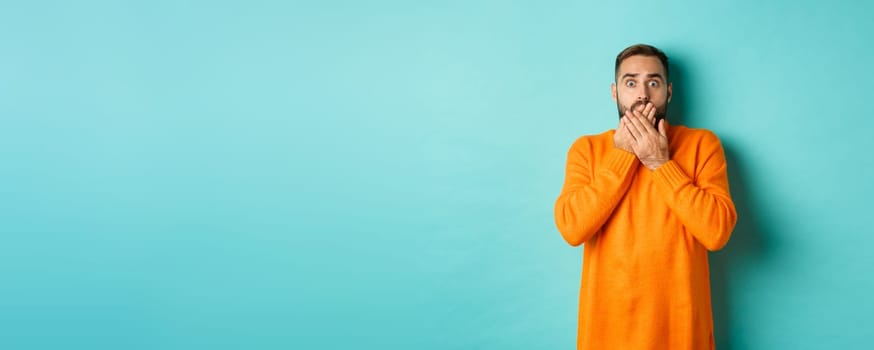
[616,100,668,127]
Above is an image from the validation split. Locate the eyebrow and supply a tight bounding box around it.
[620,73,665,81]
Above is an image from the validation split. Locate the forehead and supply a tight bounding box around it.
[617,55,666,78]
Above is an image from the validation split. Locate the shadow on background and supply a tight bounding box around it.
[669,58,772,350]
[667,59,689,127]
[710,145,771,350]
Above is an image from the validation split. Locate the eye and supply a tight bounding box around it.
[625,80,636,88]
[647,80,660,87]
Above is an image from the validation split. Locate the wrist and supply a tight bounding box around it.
[645,158,668,170]
[615,145,634,154]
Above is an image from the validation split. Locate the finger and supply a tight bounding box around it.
[629,110,656,134]
[631,106,648,119]
[643,102,654,118]
[640,111,658,133]
[619,109,634,134]
[620,116,639,139]
[625,112,649,138]
[634,105,655,126]
[658,118,667,137]
[623,124,637,141]
[619,117,633,138]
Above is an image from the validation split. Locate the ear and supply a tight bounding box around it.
[667,82,673,103]
[611,83,617,102]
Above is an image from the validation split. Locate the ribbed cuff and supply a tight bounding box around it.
[653,160,691,191]
[603,148,638,176]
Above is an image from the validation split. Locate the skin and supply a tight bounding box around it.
[610,55,673,170]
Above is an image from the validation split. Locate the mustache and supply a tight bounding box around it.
[617,101,657,117]
[629,101,649,111]
[616,101,669,126]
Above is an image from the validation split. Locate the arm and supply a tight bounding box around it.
[554,139,639,246]
[652,132,737,251]
[622,109,737,251]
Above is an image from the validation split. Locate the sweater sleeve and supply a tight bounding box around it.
[652,131,737,251]
[554,138,639,246]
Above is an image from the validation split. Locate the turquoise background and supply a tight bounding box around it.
[1,1,872,349]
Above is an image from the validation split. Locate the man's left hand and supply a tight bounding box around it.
[622,105,670,170]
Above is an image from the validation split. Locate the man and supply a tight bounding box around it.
[554,44,737,349]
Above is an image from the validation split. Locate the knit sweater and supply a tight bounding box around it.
[554,123,737,350]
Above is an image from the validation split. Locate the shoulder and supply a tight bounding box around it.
[671,125,722,145]
[569,129,614,151]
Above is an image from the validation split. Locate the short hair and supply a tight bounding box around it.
[614,44,669,82]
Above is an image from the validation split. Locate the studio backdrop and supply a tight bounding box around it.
[1,1,872,349]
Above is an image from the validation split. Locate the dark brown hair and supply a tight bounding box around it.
[615,44,669,82]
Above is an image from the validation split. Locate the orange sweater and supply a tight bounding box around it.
[554,124,737,350]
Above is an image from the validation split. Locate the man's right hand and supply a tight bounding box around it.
[614,120,635,153]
